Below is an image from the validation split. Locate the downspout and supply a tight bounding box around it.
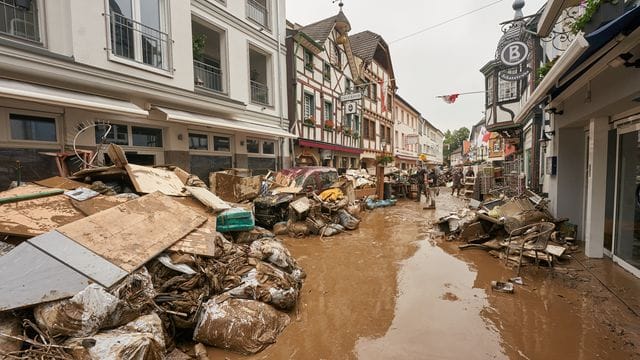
[275,0,285,169]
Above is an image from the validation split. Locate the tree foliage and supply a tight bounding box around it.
[443,127,470,162]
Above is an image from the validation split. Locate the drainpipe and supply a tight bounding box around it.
[275,0,285,169]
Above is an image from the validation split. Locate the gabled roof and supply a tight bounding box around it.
[349,30,383,62]
[299,11,351,44]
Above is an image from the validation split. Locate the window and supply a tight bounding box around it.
[303,48,313,71]
[323,62,331,81]
[379,124,385,141]
[109,0,170,71]
[334,42,342,67]
[363,119,369,139]
[345,78,351,92]
[345,114,352,129]
[246,0,269,28]
[132,126,163,147]
[0,0,40,42]
[486,74,495,105]
[303,92,314,121]
[189,133,208,150]
[249,47,270,105]
[497,73,518,102]
[96,124,129,145]
[324,101,332,122]
[10,114,56,142]
[371,82,377,101]
[386,126,391,144]
[247,138,260,153]
[213,136,230,152]
[262,140,275,154]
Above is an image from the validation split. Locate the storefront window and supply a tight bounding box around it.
[614,129,640,269]
[10,114,56,142]
[262,140,275,154]
[132,126,162,147]
[247,138,260,153]
[214,136,230,152]
[189,133,208,150]
[96,123,128,145]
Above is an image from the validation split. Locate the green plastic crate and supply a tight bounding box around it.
[217,208,255,232]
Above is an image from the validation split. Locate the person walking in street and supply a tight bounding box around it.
[451,167,462,196]
[415,165,428,202]
[428,168,439,197]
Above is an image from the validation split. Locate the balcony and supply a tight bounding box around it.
[247,0,268,28]
[250,80,269,105]
[194,60,223,93]
[109,12,170,71]
[0,0,40,42]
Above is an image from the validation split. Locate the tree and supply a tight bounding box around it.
[443,127,470,164]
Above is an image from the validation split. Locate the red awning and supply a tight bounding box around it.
[298,139,363,154]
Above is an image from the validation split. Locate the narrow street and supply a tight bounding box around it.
[210,193,640,360]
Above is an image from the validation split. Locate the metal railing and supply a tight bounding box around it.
[193,60,223,93]
[0,0,40,42]
[108,12,170,71]
[250,80,269,105]
[246,0,268,28]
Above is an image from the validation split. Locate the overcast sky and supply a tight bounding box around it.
[285,0,547,132]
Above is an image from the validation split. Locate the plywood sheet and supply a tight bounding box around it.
[70,195,133,216]
[0,184,85,237]
[186,186,230,212]
[0,242,92,311]
[169,218,217,257]
[34,176,86,190]
[58,192,206,272]
[126,164,187,196]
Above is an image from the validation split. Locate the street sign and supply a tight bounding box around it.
[340,92,362,102]
[344,101,357,114]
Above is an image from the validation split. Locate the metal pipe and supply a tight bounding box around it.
[0,189,64,205]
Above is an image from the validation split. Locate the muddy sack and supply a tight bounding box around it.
[106,267,156,327]
[65,313,165,360]
[337,209,360,230]
[0,312,22,354]
[233,226,275,244]
[321,223,344,237]
[34,284,120,337]
[193,296,290,355]
[249,238,297,270]
[228,261,301,310]
[273,222,288,235]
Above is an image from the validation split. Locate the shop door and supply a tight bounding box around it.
[613,125,640,273]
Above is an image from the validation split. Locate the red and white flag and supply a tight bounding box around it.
[441,94,459,104]
[379,80,387,112]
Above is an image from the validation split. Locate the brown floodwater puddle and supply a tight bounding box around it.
[208,195,640,359]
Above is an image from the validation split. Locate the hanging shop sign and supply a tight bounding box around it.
[499,41,529,66]
[344,101,357,114]
[340,92,362,102]
[494,21,532,82]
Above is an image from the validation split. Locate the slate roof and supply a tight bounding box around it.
[349,30,383,62]
[299,11,351,44]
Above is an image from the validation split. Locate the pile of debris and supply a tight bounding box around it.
[0,145,306,358]
[437,191,579,276]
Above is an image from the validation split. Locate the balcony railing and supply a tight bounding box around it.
[247,0,268,28]
[250,80,269,105]
[108,12,170,71]
[0,0,40,42]
[194,60,223,93]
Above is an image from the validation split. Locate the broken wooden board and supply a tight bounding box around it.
[69,195,135,216]
[34,176,86,190]
[209,172,237,202]
[290,196,310,214]
[0,185,85,237]
[125,164,188,196]
[169,218,217,257]
[186,186,230,212]
[71,166,126,178]
[107,143,128,167]
[58,192,206,272]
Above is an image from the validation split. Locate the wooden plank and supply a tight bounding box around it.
[70,195,133,216]
[125,164,188,196]
[29,231,128,287]
[169,218,217,257]
[58,192,206,272]
[186,186,230,212]
[106,143,128,167]
[34,176,86,190]
[0,242,92,311]
[0,185,85,237]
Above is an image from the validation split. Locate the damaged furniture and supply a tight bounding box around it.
[504,222,556,276]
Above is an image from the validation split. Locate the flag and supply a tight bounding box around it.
[441,94,459,104]
[482,131,492,142]
[379,80,387,112]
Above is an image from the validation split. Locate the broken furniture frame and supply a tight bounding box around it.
[504,222,556,276]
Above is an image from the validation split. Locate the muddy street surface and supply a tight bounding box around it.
[209,192,640,359]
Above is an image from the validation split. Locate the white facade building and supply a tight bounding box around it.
[0,0,292,187]
[393,94,420,170]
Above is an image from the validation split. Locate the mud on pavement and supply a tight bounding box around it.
[210,193,640,360]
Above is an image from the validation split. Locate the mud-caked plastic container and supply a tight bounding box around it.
[217,208,255,232]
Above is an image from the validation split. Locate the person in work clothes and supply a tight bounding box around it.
[451,168,462,196]
[415,165,429,202]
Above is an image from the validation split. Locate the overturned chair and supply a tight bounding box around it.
[504,222,556,276]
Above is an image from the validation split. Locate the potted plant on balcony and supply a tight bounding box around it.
[344,128,352,136]
[571,0,623,34]
[304,116,315,126]
[192,34,207,61]
[376,154,393,166]
[324,119,334,131]
[352,131,360,140]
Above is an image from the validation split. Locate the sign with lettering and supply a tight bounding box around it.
[340,92,362,102]
[500,41,529,66]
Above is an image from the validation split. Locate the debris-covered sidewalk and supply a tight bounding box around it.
[0,144,396,359]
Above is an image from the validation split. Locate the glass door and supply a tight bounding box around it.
[613,126,640,270]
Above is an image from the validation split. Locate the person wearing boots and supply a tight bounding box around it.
[451,168,462,196]
[415,165,428,202]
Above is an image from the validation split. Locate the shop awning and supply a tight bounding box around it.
[0,78,148,116]
[298,139,363,154]
[153,107,295,138]
[395,154,418,161]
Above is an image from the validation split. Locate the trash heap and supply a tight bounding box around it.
[0,145,306,358]
[437,191,579,274]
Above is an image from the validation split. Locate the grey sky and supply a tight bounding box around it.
[285,0,547,133]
